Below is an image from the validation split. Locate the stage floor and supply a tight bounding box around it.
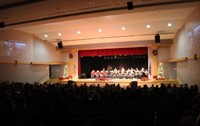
[47,78,180,88]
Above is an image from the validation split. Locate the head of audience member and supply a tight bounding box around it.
[192,103,200,119]
[129,81,138,89]
[195,114,200,126]
[180,116,194,126]
[0,97,16,115]
[86,116,115,126]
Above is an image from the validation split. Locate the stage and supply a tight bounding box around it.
[47,78,180,88]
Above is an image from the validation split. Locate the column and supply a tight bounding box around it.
[69,49,75,79]
[148,46,158,79]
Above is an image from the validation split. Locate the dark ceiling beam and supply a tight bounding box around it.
[135,0,200,8]
[4,0,200,27]
[0,0,44,10]
[61,39,173,50]
[50,32,175,43]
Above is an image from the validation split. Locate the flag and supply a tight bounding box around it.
[149,62,152,79]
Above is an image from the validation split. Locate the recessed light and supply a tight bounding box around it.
[89,1,95,5]
[77,31,81,34]
[121,26,126,30]
[146,25,151,28]
[168,23,172,27]
[58,33,62,36]
[44,34,48,37]
[98,29,102,32]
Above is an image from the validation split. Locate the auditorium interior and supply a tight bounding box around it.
[0,0,200,126]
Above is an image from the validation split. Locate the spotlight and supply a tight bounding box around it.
[127,1,134,10]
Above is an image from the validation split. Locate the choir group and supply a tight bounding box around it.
[91,67,148,79]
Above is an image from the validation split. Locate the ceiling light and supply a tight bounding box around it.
[77,31,81,34]
[168,23,172,27]
[98,29,102,32]
[121,26,126,30]
[146,25,151,28]
[44,34,48,37]
[58,33,62,36]
[89,1,95,5]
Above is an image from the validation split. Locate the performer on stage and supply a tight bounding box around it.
[134,68,139,78]
[121,67,125,78]
[113,68,118,78]
[90,67,149,79]
[91,70,95,78]
[107,65,112,78]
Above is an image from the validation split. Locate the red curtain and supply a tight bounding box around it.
[79,47,147,57]
[78,47,147,75]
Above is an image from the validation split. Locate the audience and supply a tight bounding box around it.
[194,114,200,126]
[0,81,199,126]
[86,116,115,126]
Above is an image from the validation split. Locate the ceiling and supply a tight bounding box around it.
[0,0,200,50]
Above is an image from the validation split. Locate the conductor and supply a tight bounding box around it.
[107,65,112,78]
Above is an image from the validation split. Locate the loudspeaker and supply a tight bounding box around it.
[57,41,63,49]
[0,22,5,28]
[127,1,134,10]
[155,34,160,43]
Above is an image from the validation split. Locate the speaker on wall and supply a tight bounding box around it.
[127,1,134,10]
[57,41,63,49]
[155,34,160,43]
[0,22,5,28]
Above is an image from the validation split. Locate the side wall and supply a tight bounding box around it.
[0,30,66,83]
[171,6,200,85]
[148,46,177,81]
[158,46,177,80]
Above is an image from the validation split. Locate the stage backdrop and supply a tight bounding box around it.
[78,47,148,78]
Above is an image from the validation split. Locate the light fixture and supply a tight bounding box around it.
[89,1,95,5]
[98,29,102,32]
[58,33,62,36]
[168,23,172,27]
[146,25,151,28]
[121,26,126,30]
[44,34,48,37]
[77,31,81,34]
